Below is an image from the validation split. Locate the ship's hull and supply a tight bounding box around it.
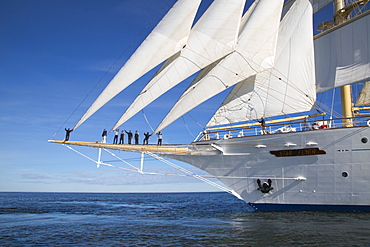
[163,126,370,211]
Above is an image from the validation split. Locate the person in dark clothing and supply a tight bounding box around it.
[119,130,125,144]
[113,128,119,144]
[143,132,151,145]
[64,128,73,141]
[258,117,267,134]
[125,130,133,144]
[157,131,163,146]
[102,129,107,143]
[134,131,140,145]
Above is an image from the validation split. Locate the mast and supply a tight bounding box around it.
[335,0,353,127]
[334,0,370,126]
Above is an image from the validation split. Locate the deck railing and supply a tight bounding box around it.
[195,115,370,142]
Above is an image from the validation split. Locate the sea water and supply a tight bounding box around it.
[1,192,370,246]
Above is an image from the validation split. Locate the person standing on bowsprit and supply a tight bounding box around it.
[113,128,119,144]
[125,130,133,144]
[102,129,107,143]
[134,131,139,145]
[64,128,73,141]
[143,132,151,145]
[119,130,125,144]
[157,131,163,146]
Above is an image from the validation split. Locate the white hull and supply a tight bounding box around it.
[164,127,370,211]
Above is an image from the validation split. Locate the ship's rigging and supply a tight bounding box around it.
[51,0,370,175]
[49,0,370,211]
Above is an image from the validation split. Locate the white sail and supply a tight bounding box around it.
[356,81,370,106]
[177,0,258,93]
[239,0,258,35]
[73,0,202,129]
[284,0,332,14]
[207,0,315,127]
[154,0,284,133]
[315,11,370,93]
[112,0,246,130]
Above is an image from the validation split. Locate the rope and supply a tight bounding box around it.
[145,151,234,193]
[63,144,137,172]
[316,100,342,118]
[142,110,155,132]
[103,149,140,172]
[330,87,336,119]
[141,109,170,145]
[61,143,234,193]
[182,116,195,139]
[187,113,204,129]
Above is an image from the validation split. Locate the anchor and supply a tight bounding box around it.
[257,178,273,193]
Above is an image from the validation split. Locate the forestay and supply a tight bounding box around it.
[73,0,202,129]
[154,0,284,133]
[112,0,246,130]
[207,0,315,126]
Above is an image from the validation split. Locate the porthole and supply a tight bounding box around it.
[361,137,368,143]
[342,172,348,178]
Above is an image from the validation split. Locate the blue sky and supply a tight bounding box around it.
[0,0,341,193]
[0,0,233,193]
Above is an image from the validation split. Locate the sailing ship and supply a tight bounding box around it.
[50,0,370,211]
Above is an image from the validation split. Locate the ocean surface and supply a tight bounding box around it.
[1,192,370,246]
